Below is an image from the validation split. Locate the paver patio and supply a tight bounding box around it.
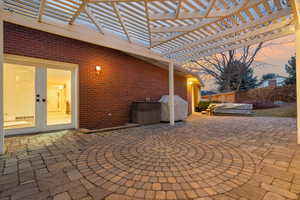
[0,115,300,200]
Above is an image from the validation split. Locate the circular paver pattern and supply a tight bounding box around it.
[77,132,255,199]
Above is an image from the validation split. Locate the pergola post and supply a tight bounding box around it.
[293,0,300,144]
[0,1,4,154]
[297,27,300,144]
[169,61,175,126]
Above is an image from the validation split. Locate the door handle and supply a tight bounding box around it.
[36,94,40,102]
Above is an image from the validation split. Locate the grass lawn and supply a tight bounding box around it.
[254,103,297,118]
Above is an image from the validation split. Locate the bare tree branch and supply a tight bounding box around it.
[192,42,264,92]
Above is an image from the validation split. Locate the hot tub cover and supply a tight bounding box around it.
[159,95,188,122]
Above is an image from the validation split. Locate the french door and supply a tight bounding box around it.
[3,58,77,135]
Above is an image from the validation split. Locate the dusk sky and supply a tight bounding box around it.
[203,34,296,91]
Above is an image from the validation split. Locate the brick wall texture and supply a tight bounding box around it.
[4,22,188,129]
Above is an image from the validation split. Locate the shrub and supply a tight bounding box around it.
[196,101,221,112]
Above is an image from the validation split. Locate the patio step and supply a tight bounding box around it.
[79,123,140,134]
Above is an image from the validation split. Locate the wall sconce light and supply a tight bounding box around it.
[96,66,102,75]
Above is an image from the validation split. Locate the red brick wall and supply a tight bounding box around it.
[4,22,188,129]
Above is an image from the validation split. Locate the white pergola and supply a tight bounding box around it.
[0,0,299,154]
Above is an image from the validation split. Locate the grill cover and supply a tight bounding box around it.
[159,95,188,122]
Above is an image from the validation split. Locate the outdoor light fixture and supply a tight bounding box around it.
[96,66,102,75]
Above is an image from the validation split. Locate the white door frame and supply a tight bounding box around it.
[3,54,79,136]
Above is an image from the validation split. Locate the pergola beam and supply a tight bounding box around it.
[177,22,293,62]
[163,7,291,56]
[151,0,262,48]
[292,0,300,27]
[151,18,216,33]
[175,0,183,18]
[144,1,152,48]
[169,9,292,59]
[69,0,88,25]
[38,0,47,22]
[149,0,247,20]
[89,0,170,2]
[204,0,216,17]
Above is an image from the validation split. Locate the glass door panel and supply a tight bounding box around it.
[47,68,72,126]
[4,63,36,129]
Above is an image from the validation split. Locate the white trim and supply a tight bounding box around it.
[3,55,79,136]
[38,0,46,22]
[43,66,77,130]
[37,66,45,131]
[191,84,195,113]
[0,0,4,154]
[169,62,175,126]
[4,54,78,69]
[74,67,79,129]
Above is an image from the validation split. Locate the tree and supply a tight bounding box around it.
[216,60,258,91]
[285,55,296,85]
[192,43,263,92]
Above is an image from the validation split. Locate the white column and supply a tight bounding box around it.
[169,62,175,125]
[191,83,195,113]
[0,1,4,154]
[296,27,300,144]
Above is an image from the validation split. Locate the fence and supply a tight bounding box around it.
[201,92,236,103]
[201,85,296,103]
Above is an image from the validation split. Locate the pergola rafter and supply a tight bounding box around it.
[175,0,183,18]
[112,2,131,42]
[166,8,292,58]
[150,0,266,48]
[180,24,294,64]
[37,0,46,22]
[144,1,153,48]
[84,6,104,34]
[1,0,295,71]
[69,0,88,24]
